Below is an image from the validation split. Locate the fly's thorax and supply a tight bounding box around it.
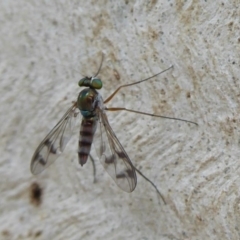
[77,88,99,118]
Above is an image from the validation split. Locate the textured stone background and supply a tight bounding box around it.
[1,1,240,239]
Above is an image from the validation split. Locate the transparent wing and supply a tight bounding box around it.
[93,109,137,192]
[31,102,80,175]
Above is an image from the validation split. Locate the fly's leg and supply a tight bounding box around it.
[134,166,166,205]
[106,107,198,125]
[89,154,97,183]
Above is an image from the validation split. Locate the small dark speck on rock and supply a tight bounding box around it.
[30,182,43,206]
[35,230,42,237]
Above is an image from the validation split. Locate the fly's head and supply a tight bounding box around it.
[77,77,102,118]
[78,76,102,89]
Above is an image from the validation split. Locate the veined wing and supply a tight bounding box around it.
[31,102,79,175]
[94,108,137,192]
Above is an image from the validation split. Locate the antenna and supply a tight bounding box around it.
[94,52,104,77]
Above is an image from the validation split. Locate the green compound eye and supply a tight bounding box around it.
[78,77,88,87]
[91,78,102,89]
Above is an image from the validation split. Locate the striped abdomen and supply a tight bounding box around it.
[78,117,97,166]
